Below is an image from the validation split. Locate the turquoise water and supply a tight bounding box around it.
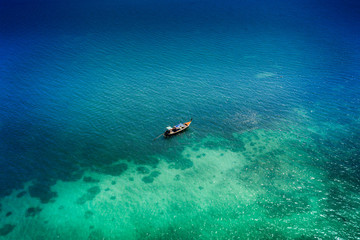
[1,0,360,239]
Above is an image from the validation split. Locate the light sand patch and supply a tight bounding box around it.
[255,72,276,79]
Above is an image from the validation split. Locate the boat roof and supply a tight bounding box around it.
[175,123,185,128]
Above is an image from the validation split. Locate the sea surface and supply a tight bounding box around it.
[0,0,360,239]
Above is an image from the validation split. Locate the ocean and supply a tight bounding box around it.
[0,0,360,239]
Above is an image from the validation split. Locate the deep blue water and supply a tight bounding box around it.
[0,0,360,238]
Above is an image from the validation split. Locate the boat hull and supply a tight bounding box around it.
[164,119,192,137]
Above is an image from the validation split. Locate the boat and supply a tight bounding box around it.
[164,119,192,137]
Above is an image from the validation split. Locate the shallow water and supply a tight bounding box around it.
[1,0,360,239]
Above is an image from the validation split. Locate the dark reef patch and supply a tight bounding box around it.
[162,146,194,170]
[136,166,150,175]
[84,210,94,219]
[29,182,58,203]
[26,207,42,217]
[142,171,161,184]
[150,171,161,178]
[6,211,12,217]
[88,229,106,240]
[85,186,101,198]
[129,177,134,181]
[110,196,116,200]
[83,176,100,183]
[0,224,16,237]
[167,157,193,170]
[76,186,101,204]
[64,170,84,182]
[16,191,27,198]
[111,181,116,185]
[97,163,128,176]
[142,176,154,184]
[174,174,181,181]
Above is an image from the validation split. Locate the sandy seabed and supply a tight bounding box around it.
[1,109,359,239]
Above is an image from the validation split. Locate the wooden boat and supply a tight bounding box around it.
[164,119,192,137]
